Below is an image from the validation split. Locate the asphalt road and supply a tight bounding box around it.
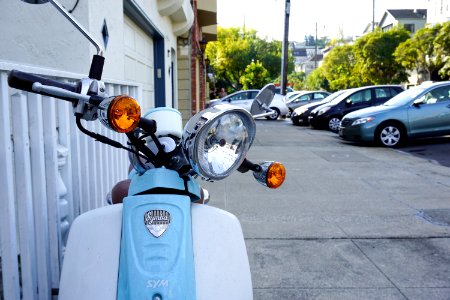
[203,119,450,300]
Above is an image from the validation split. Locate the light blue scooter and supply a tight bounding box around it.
[10,1,286,299]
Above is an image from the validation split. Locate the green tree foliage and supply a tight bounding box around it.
[205,27,293,90]
[308,26,413,91]
[321,44,360,91]
[394,22,446,82]
[434,22,450,78]
[305,67,329,90]
[287,71,306,90]
[354,26,409,84]
[239,60,270,89]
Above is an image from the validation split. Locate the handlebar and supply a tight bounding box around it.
[8,69,80,102]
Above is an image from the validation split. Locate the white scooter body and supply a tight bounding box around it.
[58,201,253,300]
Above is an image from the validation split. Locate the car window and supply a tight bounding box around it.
[384,87,426,106]
[249,91,259,99]
[375,88,391,99]
[314,93,326,99]
[418,85,450,104]
[348,89,371,104]
[298,94,311,101]
[228,92,248,102]
[390,87,402,96]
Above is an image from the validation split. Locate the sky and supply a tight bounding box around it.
[217,0,430,42]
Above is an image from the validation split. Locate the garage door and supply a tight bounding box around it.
[123,15,154,112]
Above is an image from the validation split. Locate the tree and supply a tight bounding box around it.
[205,27,254,89]
[288,71,306,90]
[206,27,294,90]
[205,27,293,90]
[305,67,329,91]
[434,21,450,79]
[394,23,445,82]
[320,44,360,91]
[239,60,270,89]
[354,26,409,84]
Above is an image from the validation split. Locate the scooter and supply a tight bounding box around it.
[9,1,286,299]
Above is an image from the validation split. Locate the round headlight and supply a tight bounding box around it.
[182,104,256,181]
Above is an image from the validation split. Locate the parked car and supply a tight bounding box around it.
[290,90,347,125]
[308,85,404,132]
[284,91,305,102]
[286,91,331,113]
[208,89,289,120]
[275,86,294,95]
[339,81,450,147]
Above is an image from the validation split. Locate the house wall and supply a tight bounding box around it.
[0,0,180,99]
[398,18,427,34]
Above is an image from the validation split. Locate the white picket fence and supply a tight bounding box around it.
[0,61,141,300]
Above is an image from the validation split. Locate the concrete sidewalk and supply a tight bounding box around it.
[203,119,450,300]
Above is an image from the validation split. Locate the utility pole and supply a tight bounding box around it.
[280,0,290,95]
[314,22,318,69]
[372,0,375,32]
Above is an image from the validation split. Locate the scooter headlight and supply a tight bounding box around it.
[182,104,256,181]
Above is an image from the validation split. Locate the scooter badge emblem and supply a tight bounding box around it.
[144,210,171,238]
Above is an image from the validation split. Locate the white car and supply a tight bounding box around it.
[208,89,289,120]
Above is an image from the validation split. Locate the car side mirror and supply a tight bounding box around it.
[345,99,352,106]
[413,98,425,106]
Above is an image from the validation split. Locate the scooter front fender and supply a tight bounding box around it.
[59,200,252,300]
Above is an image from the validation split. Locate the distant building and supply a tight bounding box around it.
[378,9,427,35]
[291,43,323,75]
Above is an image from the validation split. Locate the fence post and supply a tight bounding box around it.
[28,93,52,300]
[12,92,38,299]
[0,72,21,300]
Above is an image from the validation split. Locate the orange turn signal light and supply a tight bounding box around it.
[108,95,141,133]
[266,162,286,189]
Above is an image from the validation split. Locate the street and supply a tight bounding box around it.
[202,119,450,300]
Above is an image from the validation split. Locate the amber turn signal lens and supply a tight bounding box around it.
[108,95,141,133]
[266,162,286,189]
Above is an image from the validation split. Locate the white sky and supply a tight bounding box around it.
[217,0,430,41]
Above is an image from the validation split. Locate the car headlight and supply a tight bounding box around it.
[317,107,330,116]
[351,117,374,126]
[294,107,307,115]
[182,104,256,181]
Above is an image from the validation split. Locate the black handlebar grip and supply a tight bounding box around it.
[8,70,79,94]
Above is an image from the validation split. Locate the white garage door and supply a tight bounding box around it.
[123,15,154,112]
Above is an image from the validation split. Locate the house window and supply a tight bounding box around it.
[404,24,415,33]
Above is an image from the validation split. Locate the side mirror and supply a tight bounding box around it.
[413,98,425,106]
[250,84,275,118]
[345,99,352,106]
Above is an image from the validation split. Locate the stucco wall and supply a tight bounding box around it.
[0,0,91,75]
[0,0,182,88]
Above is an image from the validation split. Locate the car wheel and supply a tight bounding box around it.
[375,122,404,148]
[266,108,280,120]
[328,116,341,132]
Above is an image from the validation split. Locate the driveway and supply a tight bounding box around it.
[203,119,450,300]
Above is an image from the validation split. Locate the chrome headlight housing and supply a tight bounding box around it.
[182,104,256,181]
